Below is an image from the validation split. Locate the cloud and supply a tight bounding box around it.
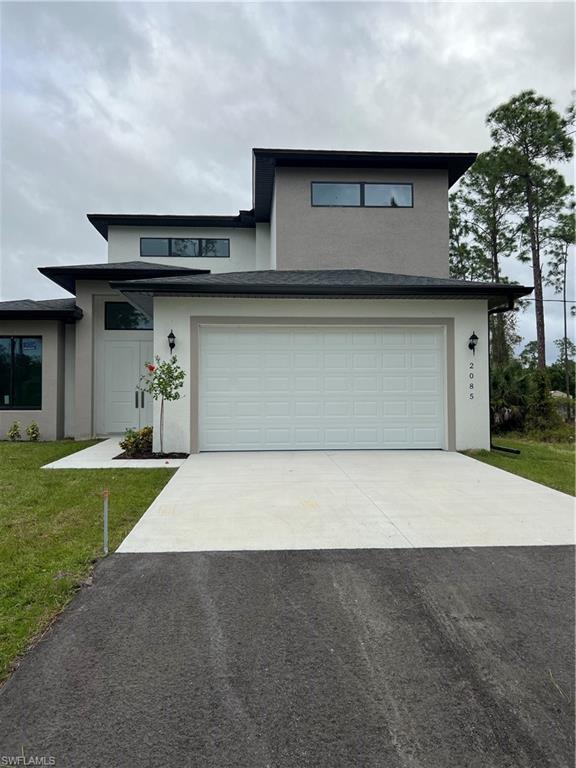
[1,1,574,359]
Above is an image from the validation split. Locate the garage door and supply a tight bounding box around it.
[199,325,446,451]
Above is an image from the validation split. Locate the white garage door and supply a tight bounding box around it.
[199,325,446,451]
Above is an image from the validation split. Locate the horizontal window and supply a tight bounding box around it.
[140,238,230,258]
[0,336,42,410]
[105,302,153,331]
[141,238,170,257]
[364,183,413,207]
[311,182,413,208]
[311,183,361,207]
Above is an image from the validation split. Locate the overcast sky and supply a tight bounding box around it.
[1,1,574,360]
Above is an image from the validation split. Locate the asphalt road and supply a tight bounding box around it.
[0,546,573,768]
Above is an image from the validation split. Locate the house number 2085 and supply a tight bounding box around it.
[469,362,475,400]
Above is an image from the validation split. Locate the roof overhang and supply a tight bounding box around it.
[38,262,210,294]
[0,305,83,322]
[111,277,532,310]
[252,148,478,222]
[87,211,256,240]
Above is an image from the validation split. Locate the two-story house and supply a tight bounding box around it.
[0,148,532,452]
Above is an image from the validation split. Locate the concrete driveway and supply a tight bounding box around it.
[119,450,573,552]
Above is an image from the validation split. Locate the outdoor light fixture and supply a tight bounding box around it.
[167,330,176,353]
[468,331,479,355]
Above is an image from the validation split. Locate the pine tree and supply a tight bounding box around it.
[487,90,574,369]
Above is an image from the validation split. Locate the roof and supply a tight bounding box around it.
[38,260,210,294]
[89,148,477,237]
[111,269,533,306]
[88,211,256,240]
[252,148,478,221]
[0,297,82,321]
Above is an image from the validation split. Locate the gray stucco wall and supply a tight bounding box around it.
[273,167,450,276]
[0,319,65,441]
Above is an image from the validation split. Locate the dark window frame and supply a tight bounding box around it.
[139,237,230,258]
[311,181,414,208]
[104,301,153,331]
[0,336,42,410]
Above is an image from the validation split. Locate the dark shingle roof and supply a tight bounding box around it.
[38,260,209,294]
[0,297,82,320]
[112,269,533,306]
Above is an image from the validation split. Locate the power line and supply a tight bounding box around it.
[522,298,576,303]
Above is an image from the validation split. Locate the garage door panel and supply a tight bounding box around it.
[199,326,445,451]
[411,352,440,369]
[382,376,409,393]
[382,401,409,416]
[352,351,380,369]
[263,401,290,417]
[294,401,322,417]
[324,352,348,368]
[354,401,379,417]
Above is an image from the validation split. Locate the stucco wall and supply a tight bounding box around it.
[107,226,260,272]
[64,324,76,437]
[153,297,489,454]
[0,319,65,441]
[273,167,450,276]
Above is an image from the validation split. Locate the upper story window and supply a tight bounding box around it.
[140,237,230,258]
[105,302,153,330]
[0,336,42,410]
[311,182,413,208]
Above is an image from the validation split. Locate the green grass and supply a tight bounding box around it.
[0,440,175,682]
[466,438,575,497]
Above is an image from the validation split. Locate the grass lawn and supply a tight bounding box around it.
[0,440,175,683]
[466,437,575,497]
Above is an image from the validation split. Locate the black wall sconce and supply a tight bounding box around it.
[167,329,176,353]
[468,331,479,355]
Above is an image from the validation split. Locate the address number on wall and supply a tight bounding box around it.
[469,362,475,400]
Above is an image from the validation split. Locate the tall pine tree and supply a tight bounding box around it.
[487,90,573,369]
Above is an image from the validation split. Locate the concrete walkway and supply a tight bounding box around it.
[42,438,186,469]
[118,451,574,552]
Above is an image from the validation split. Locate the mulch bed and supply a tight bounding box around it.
[113,452,189,460]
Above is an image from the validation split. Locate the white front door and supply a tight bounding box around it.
[199,325,446,451]
[101,340,153,434]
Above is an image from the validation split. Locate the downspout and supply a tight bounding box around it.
[487,296,521,455]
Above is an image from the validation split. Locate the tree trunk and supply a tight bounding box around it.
[562,251,572,422]
[489,207,509,365]
[525,179,546,369]
[491,315,509,366]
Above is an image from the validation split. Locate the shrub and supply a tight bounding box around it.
[119,426,153,457]
[490,362,530,432]
[524,423,575,443]
[139,426,153,454]
[7,421,21,441]
[26,421,40,441]
[526,369,563,432]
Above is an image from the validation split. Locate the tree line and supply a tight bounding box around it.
[449,90,574,431]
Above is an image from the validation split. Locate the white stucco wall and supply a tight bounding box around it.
[64,323,76,437]
[255,224,271,270]
[107,226,260,273]
[152,297,490,454]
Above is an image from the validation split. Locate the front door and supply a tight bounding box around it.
[101,340,153,434]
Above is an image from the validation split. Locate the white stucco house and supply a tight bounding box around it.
[0,148,532,453]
